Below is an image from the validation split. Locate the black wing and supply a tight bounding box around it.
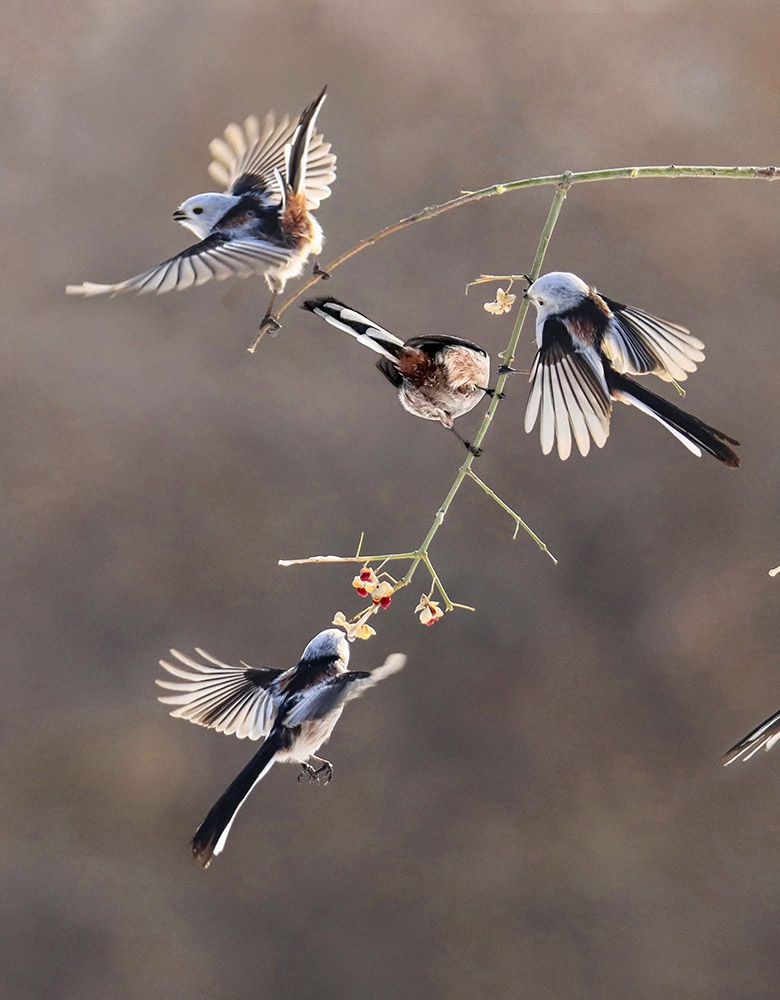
[282,654,407,727]
[376,357,403,387]
[405,334,488,357]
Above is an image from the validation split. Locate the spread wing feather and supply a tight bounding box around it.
[65,236,294,297]
[526,319,611,459]
[207,103,336,210]
[602,299,705,382]
[156,649,283,740]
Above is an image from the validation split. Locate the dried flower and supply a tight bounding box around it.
[484,287,516,315]
[371,580,394,609]
[352,566,379,598]
[415,594,444,626]
[332,608,377,641]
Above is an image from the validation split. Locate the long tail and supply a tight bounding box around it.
[191,729,287,869]
[285,86,328,197]
[607,370,740,468]
[302,297,406,363]
[722,708,780,765]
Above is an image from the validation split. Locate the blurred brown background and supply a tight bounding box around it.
[2,2,779,998]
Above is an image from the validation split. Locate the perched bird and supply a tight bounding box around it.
[302,297,495,455]
[66,88,336,331]
[156,628,405,869]
[522,272,740,466]
[722,707,780,765]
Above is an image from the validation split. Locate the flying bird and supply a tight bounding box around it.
[522,272,740,466]
[302,297,495,455]
[722,707,780,765]
[66,88,337,332]
[157,628,405,869]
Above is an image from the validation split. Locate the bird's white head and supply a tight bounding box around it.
[525,271,591,321]
[172,192,241,238]
[299,629,350,667]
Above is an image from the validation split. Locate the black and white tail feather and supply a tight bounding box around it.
[301,298,406,363]
[722,708,780,765]
[607,371,741,467]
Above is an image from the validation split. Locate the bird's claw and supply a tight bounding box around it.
[297,763,316,783]
[497,364,519,376]
[312,262,331,281]
[314,762,333,784]
[297,762,333,784]
[468,444,483,458]
[259,314,282,335]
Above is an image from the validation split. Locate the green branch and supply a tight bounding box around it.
[248,163,777,352]
[274,164,777,626]
[279,183,570,615]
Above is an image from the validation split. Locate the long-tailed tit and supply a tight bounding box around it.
[157,628,405,869]
[302,297,495,455]
[67,88,336,331]
[522,272,740,466]
[722,707,780,765]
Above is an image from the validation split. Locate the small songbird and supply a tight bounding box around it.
[156,628,406,868]
[66,88,337,331]
[302,297,494,455]
[522,272,740,466]
[722,707,780,765]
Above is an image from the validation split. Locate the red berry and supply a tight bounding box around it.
[379,596,392,608]
[360,570,372,581]
[356,587,368,598]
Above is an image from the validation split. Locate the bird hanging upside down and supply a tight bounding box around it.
[302,297,497,455]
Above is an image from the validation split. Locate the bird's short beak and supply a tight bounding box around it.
[172,209,186,221]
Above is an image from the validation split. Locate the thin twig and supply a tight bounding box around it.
[466,469,558,564]
[421,553,475,612]
[278,552,418,567]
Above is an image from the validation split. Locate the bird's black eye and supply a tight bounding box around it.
[537,299,545,306]
[193,207,204,215]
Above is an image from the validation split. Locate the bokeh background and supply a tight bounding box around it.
[3,2,779,998]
